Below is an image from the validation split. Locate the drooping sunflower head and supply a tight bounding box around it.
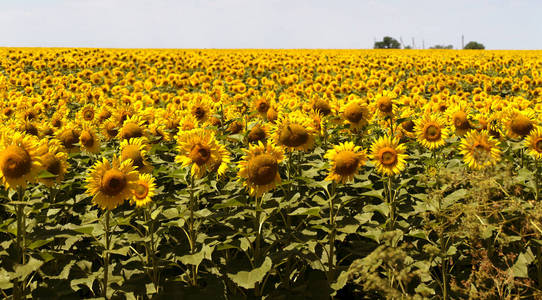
[0,131,42,190]
[459,130,501,170]
[56,123,81,153]
[247,123,270,144]
[505,109,536,139]
[414,114,449,150]
[238,142,284,197]
[310,96,333,116]
[451,109,472,136]
[325,141,367,184]
[272,111,316,152]
[130,173,156,207]
[79,123,101,154]
[38,139,69,187]
[85,156,139,210]
[369,135,408,177]
[101,119,119,141]
[118,115,147,141]
[525,127,542,160]
[340,99,371,131]
[374,91,397,118]
[175,128,229,179]
[189,96,211,123]
[120,137,153,173]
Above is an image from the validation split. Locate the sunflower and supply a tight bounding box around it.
[450,109,472,136]
[253,96,271,117]
[369,135,408,177]
[120,137,153,173]
[525,127,542,160]
[175,128,229,179]
[459,130,501,170]
[189,97,212,123]
[79,124,101,153]
[504,109,536,139]
[238,142,284,197]
[38,139,69,187]
[414,114,449,150]
[341,99,370,131]
[77,104,96,123]
[247,123,270,144]
[374,90,397,118]
[0,131,42,189]
[272,111,316,152]
[85,156,139,210]
[118,115,147,140]
[131,173,156,207]
[325,142,367,184]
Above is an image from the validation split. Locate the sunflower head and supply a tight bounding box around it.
[119,116,146,140]
[238,142,284,197]
[325,141,367,184]
[131,173,156,207]
[459,130,501,170]
[79,125,101,153]
[0,131,42,190]
[120,138,152,173]
[369,135,408,177]
[273,111,316,152]
[505,110,536,139]
[414,115,449,150]
[86,156,139,210]
[526,127,542,160]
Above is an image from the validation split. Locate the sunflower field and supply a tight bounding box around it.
[1,48,542,299]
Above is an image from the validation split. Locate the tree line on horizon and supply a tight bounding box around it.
[374,36,485,50]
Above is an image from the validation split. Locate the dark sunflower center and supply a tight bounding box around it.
[122,145,144,169]
[25,123,39,136]
[193,107,206,120]
[248,126,266,143]
[257,101,269,113]
[101,169,127,196]
[453,112,470,130]
[535,139,542,152]
[1,145,32,178]
[122,123,143,139]
[279,124,309,147]
[511,115,533,137]
[42,153,61,175]
[401,120,414,132]
[380,147,397,166]
[189,144,211,165]
[83,109,94,121]
[228,121,243,134]
[248,154,278,186]
[344,104,363,123]
[424,125,441,141]
[105,123,118,137]
[334,151,359,176]
[52,118,62,128]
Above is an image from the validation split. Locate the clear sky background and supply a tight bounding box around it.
[0,0,540,49]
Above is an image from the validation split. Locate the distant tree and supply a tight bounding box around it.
[403,45,412,49]
[374,36,401,49]
[463,41,485,49]
[430,44,454,49]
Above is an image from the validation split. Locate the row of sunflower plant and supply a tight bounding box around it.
[0,48,541,299]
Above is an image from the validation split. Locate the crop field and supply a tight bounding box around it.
[1,48,542,299]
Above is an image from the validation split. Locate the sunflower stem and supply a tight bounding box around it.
[254,195,263,297]
[387,176,396,230]
[144,207,159,293]
[14,187,26,300]
[103,210,111,299]
[535,159,540,202]
[188,175,198,287]
[327,182,337,285]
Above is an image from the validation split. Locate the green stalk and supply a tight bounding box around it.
[254,196,263,297]
[387,176,396,230]
[188,176,198,287]
[103,210,111,299]
[144,207,159,292]
[14,187,25,299]
[327,182,337,284]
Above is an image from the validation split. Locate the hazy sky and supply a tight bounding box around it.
[1,0,540,49]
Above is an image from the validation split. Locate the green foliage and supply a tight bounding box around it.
[374,36,401,49]
[464,41,485,49]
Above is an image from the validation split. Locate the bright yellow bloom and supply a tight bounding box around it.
[325,141,367,184]
[459,130,501,170]
[238,142,284,197]
[0,131,42,189]
[369,135,408,177]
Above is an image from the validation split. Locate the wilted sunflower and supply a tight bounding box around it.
[369,135,408,177]
[504,109,536,139]
[238,142,284,197]
[85,156,139,210]
[414,114,449,150]
[341,100,370,131]
[175,128,229,179]
[325,141,367,184]
[374,91,397,118]
[131,173,156,207]
[79,124,101,153]
[0,131,42,189]
[118,115,147,140]
[37,139,69,187]
[120,137,153,173]
[272,111,316,152]
[459,130,501,170]
[525,127,542,160]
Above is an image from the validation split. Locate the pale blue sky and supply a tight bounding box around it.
[0,0,540,49]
